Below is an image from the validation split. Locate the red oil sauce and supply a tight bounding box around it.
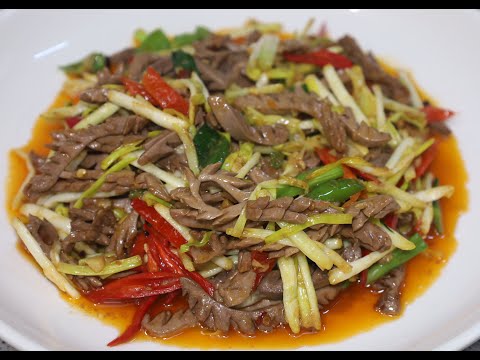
[7,76,468,349]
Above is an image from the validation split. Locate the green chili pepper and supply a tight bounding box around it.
[172,26,211,48]
[268,151,285,169]
[60,53,106,75]
[193,124,230,168]
[367,233,428,284]
[307,178,364,202]
[171,50,198,72]
[138,29,171,52]
[432,178,444,234]
[277,165,345,198]
[180,231,212,253]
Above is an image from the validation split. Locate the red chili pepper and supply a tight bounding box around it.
[147,225,215,297]
[251,251,277,289]
[314,147,357,179]
[65,116,82,128]
[107,296,158,347]
[86,272,182,303]
[315,147,338,165]
[415,140,438,179]
[142,67,189,116]
[145,236,163,273]
[130,232,147,258]
[131,198,186,248]
[383,213,399,230]
[284,49,353,69]
[121,77,159,106]
[422,105,455,123]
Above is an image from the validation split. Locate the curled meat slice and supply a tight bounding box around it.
[245,196,333,224]
[181,278,284,334]
[208,95,289,146]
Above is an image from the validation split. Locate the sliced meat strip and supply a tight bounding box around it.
[25,115,147,198]
[338,35,410,104]
[373,266,405,316]
[208,95,289,146]
[142,310,197,338]
[181,278,284,335]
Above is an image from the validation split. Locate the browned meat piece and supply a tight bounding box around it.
[149,56,174,77]
[181,278,285,334]
[127,53,160,81]
[256,270,283,301]
[197,163,253,203]
[214,270,257,307]
[156,152,188,173]
[133,172,172,202]
[194,34,252,91]
[25,115,147,199]
[345,195,399,231]
[320,101,348,153]
[311,268,330,289]
[79,87,108,104]
[88,134,146,154]
[26,215,58,255]
[226,236,264,250]
[316,285,342,308]
[278,38,311,54]
[267,247,299,259]
[138,131,182,166]
[106,211,139,258]
[338,35,410,104]
[108,48,135,69]
[170,205,243,231]
[64,208,117,248]
[96,67,123,85]
[340,111,391,148]
[188,232,228,264]
[365,146,393,167]
[142,309,197,338]
[246,196,333,224]
[303,150,322,169]
[237,251,252,273]
[233,92,323,118]
[208,96,289,146]
[340,222,392,252]
[49,169,134,195]
[233,92,348,153]
[29,151,46,173]
[248,166,273,184]
[170,163,252,228]
[341,241,362,262]
[373,266,405,316]
[80,154,107,169]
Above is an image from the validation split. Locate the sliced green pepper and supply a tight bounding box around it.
[307,178,364,202]
[193,124,230,168]
[367,233,428,284]
[277,165,344,198]
[172,26,211,48]
[171,50,198,73]
[60,53,106,75]
[138,29,171,52]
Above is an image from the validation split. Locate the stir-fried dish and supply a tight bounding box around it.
[10,20,456,346]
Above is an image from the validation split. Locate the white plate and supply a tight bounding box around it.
[0,9,479,351]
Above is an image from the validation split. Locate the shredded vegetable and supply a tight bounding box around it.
[12,218,80,299]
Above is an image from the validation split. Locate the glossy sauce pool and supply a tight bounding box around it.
[6,89,468,349]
